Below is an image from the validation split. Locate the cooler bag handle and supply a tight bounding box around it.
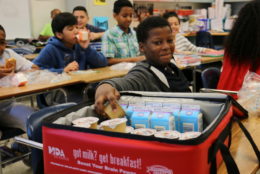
[233,117,260,163]
[210,117,260,174]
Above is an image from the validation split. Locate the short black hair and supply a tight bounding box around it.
[163,11,180,24]
[136,16,171,43]
[52,12,77,34]
[113,0,133,14]
[0,25,5,34]
[73,6,88,15]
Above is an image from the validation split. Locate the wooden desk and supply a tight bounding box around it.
[183,31,229,37]
[24,53,39,60]
[218,115,260,174]
[0,67,128,101]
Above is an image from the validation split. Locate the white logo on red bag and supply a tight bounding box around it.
[48,146,67,160]
[147,165,173,174]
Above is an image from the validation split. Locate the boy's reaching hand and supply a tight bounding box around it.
[95,83,121,116]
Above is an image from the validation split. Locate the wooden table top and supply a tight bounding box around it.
[183,31,229,37]
[24,53,39,60]
[0,67,128,100]
[218,115,260,174]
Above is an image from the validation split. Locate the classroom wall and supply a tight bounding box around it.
[30,0,66,38]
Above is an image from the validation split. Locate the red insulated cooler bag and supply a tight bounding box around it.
[41,92,259,174]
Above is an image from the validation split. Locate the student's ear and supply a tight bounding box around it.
[113,13,118,20]
[139,42,145,53]
[55,32,63,40]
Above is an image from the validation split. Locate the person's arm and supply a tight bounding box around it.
[90,32,105,41]
[32,46,64,73]
[107,56,145,65]
[177,35,206,53]
[38,35,51,42]
[94,65,155,114]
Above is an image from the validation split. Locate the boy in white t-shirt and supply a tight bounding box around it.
[0,25,39,135]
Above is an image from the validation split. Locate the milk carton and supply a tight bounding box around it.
[150,112,175,131]
[178,110,203,133]
[131,111,151,129]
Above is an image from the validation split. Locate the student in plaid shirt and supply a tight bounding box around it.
[102,0,145,65]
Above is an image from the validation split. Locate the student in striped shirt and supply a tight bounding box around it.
[163,11,215,53]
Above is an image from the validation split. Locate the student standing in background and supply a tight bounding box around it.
[38,8,61,42]
[73,6,105,41]
[217,0,260,99]
[163,11,215,53]
[0,25,39,133]
[102,0,145,65]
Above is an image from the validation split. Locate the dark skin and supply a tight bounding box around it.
[95,26,174,115]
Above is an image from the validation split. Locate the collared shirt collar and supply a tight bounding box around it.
[115,25,134,36]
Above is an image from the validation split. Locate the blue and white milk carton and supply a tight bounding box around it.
[178,110,203,133]
[131,111,151,129]
[150,112,175,131]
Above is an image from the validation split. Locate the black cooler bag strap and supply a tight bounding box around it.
[233,117,260,163]
[210,116,260,174]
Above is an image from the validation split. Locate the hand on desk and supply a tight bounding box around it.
[95,83,121,116]
[64,61,79,73]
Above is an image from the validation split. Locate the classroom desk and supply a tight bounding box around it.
[24,53,39,60]
[182,31,229,37]
[0,67,128,101]
[218,115,260,174]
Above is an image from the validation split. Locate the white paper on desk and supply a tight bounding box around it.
[110,62,136,70]
[215,0,224,19]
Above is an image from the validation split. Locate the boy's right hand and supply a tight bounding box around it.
[64,61,79,73]
[0,66,15,78]
[95,83,121,116]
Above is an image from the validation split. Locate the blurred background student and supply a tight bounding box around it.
[163,11,215,53]
[0,24,39,132]
[38,8,61,42]
[217,0,260,99]
[73,6,105,41]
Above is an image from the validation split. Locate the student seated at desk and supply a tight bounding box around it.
[38,8,61,42]
[95,16,191,114]
[102,0,145,65]
[0,25,39,132]
[73,6,105,42]
[217,0,260,99]
[33,12,107,103]
[33,12,107,73]
[163,12,215,53]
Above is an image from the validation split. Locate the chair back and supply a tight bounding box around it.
[196,31,214,49]
[201,67,220,89]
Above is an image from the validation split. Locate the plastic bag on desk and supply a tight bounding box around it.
[0,73,28,87]
[24,70,71,85]
[237,72,260,116]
